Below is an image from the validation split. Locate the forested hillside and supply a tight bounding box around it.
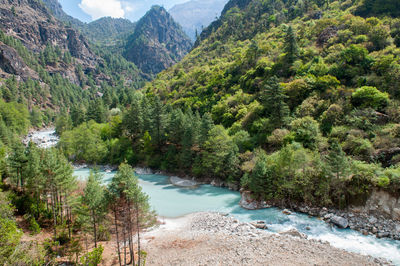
[139,0,400,206]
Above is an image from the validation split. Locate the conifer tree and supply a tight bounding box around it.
[81,171,106,248]
[327,140,349,180]
[261,77,290,128]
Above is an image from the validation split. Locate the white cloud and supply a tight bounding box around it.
[79,0,125,20]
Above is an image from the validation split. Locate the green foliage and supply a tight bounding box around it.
[351,86,389,110]
[199,125,240,181]
[80,245,103,266]
[59,121,108,163]
[290,116,320,149]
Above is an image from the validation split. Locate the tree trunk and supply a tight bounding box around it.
[135,202,141,266]
[127,204,134,265]
[92,210,97,248]
[123,220,127,266]
[51,192,57,240]
[36,192,40,220]
[67,206,71,239]
[114,206,122,266]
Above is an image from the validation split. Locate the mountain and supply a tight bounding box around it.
[41,0,135,46]
[84,17,135,46]
[169,0,228,41]
[0,0,144,111]
[41,0,84,28]
[0,0,97,81]
[123,5,192,75]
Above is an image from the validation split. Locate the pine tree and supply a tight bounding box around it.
[326,140,349,180]
[284,26,298,65]
[82,171,106,248]
[199,112,214,147]
[108,163,153,266]
[25,143,44,219]
[151,96,165,150]
[123,93,143,141]
[283,26,298,76]
[261,77,289,128]
[8,142,28,189]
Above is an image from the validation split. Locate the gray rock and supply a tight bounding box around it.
[368,216,377,224]
[279,228,307,239]
[330,215,349,228]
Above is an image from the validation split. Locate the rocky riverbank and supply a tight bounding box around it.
[23,128,59,148]
[131,167,400,241]
[240,190,400,240]
[142,212,389,265]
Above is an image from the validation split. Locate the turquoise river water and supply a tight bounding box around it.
[74,168,400,264]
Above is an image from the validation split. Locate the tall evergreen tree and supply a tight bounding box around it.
[261,77,290,128]
[81,171,106,248]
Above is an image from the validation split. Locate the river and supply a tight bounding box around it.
[32,130,400,264]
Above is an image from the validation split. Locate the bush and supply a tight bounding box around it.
[267,129,290,149]
[25,215,40,235]
[351,86,389,111]
[290,116,320,149]
[80,245,104,266]
[343,135,374,160]
[97,224,110,241]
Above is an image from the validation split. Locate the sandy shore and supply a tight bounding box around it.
[141,212,390,266]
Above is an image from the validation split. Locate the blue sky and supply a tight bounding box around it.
[59,0,189,23]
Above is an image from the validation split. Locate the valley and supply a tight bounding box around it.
[1,0,400,265]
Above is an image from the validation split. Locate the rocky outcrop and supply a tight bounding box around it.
[351,190,400,220]
[0,42,38,80]
[279,228,308,239]
[239,190,269,210]
[238,189,400,240]
[124,5,192,75]
[0,0,97,69]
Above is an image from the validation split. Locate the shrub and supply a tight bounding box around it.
[267,129,290,149]
[351,86,389,111]
[290,116,320,149]
[80,245,104,266]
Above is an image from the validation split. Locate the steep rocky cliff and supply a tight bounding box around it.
[124,6,192,75]
[0,0,97,69]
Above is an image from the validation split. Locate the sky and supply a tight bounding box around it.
[59,0,189,23]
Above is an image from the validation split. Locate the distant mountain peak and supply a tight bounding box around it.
[169,0,228,41]
[123,5,192,75]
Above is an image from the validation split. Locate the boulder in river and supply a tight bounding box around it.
[279,228,308,239]
[330,215,349,228]
[170,176,198,187]
[250,221,268,229]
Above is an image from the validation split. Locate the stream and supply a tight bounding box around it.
[32,130,400,264]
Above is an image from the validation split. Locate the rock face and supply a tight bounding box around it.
[330,215,349,229]
[239,190,269,210]
[124,5,192,75]
[0,0,98,75]
[351,190,400,220]
[0,42,38,80]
